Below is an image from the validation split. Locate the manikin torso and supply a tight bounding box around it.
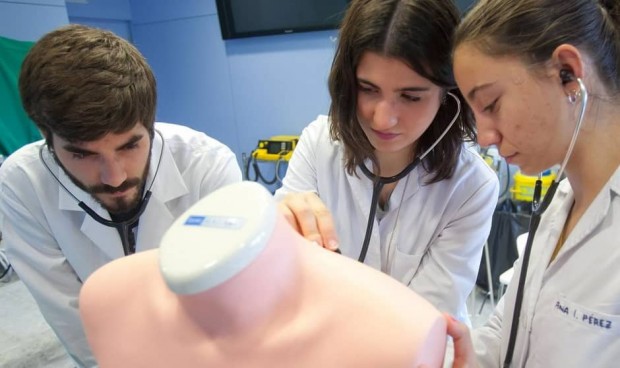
[80,182,447,367]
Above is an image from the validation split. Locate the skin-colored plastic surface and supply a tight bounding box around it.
[80,182,447,368]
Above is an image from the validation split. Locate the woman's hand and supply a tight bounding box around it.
[445,313,479,368]
[277,192,340,251]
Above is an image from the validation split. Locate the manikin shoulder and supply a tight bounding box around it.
[79,250,162,329]
[296,245,447,367]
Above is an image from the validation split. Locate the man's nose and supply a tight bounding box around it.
[99,157,127,188]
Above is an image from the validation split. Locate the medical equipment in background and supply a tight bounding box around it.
[511,169,556,202]
[474,150,501,311]
[39,130,165,256]
[474,149,511,313]
[480,147,512,202]
[253,135,298,161]
[357,91,461,263]
[503,72,588,368]
[244,135,299,188]
[477,151,557,313]
[497,232,528,297]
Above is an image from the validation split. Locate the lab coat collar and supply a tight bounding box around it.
[357,157,422,203]
[134,131,189,251]
[53,129,188,212]
[609,164,620,196]
[35,146,97,212]
[548,165,620,266]
[556,163,620,198]
[352,159,421,265]
[49,130,189,258]
[144,129,189,202]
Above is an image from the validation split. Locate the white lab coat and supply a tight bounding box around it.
[275,116,499,322]
[473,166,620,367]
[0,122,241,368]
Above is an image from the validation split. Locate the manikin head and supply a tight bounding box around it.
[159,181,277,295]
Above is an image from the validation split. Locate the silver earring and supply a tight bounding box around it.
[568,90,580,104]
[389,116,398,124]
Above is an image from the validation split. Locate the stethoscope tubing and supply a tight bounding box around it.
[503,78,588,367]
[39,129,165,256]
[357,91,461,263]
[357,157,421,262]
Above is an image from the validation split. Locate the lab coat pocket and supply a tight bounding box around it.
[390,249,423,285]
[554,295,620,337]
[529,294,620,367]
[556,295,620,336]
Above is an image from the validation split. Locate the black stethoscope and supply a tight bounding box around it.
[503,77,588,367]
[39,130,164,256]
[357,91,461,262]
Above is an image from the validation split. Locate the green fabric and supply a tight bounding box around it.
[0,36,41,157]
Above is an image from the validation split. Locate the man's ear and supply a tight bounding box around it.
[38,128,53,149]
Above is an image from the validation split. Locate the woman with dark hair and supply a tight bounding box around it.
[275,0,499,323]
[448,0,620,366]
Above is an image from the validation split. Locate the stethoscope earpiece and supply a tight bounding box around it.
[560,69,575,85]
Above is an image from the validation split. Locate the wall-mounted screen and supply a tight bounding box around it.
[216,0,350,40]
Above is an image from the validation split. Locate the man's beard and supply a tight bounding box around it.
[52,151,151,215]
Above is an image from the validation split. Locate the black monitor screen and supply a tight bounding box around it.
[216,0,349,40]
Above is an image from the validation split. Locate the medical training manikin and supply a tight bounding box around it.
[80,181,447,367]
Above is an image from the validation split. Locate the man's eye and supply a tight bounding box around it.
[71,152,88,159]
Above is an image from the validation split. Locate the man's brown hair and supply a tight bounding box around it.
[19,24,157,145]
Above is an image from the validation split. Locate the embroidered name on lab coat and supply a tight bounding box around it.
[555,300,613,329]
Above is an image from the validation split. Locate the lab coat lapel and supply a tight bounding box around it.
[70,183,125,259]
[349,164,379,264]
[391,166,421,205]
[52,131,189,259]
[134,197,176,251]
[558,166,620,257]
[352,160,422,216]
[135,132,189,251]
[350,161,421,267]
[45,148,127,259]
[80,213,125,259]
[352,163,374,218]
[78,154,188,258]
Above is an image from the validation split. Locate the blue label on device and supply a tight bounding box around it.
[185,216,205,225]
[184,215,245,229]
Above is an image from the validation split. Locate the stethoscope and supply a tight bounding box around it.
[357,91,461,262]
[503,77,588,367]
[39,130,164,256]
